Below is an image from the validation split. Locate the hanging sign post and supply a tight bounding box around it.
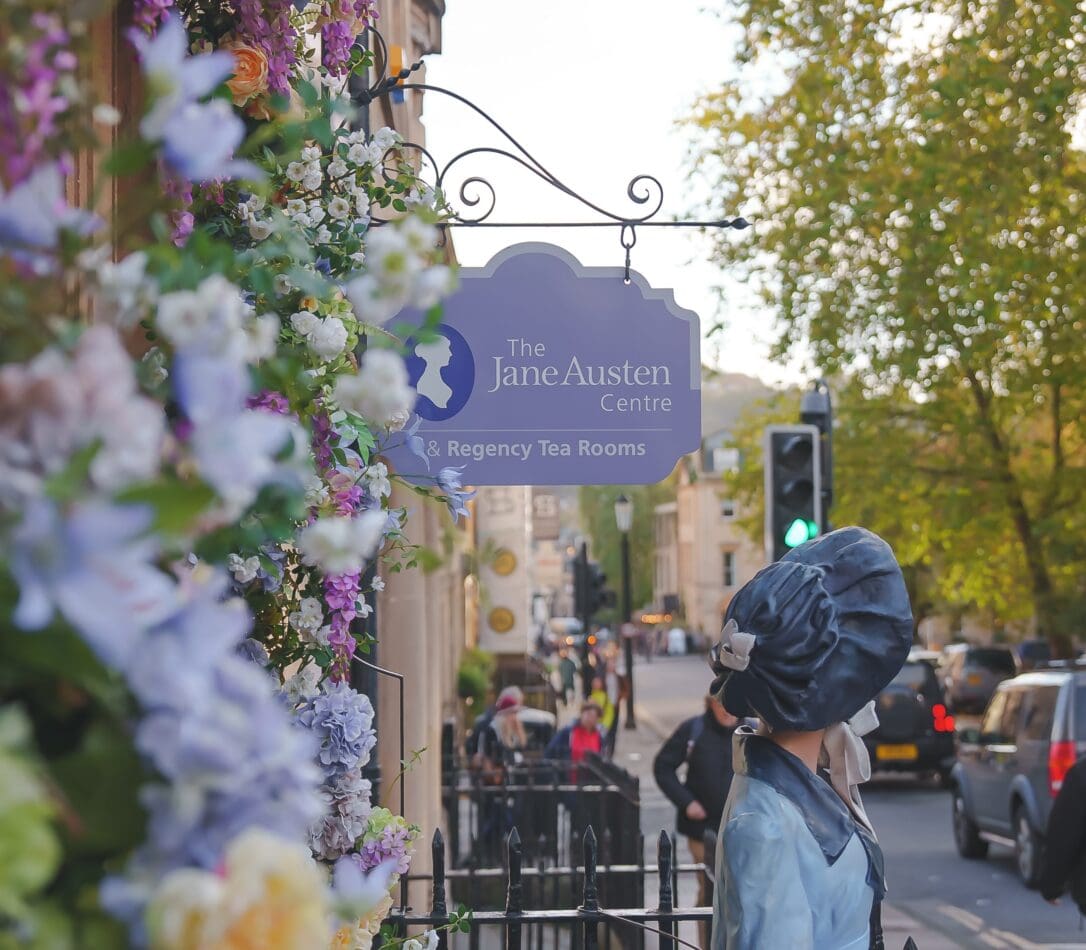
[383,243,701,486]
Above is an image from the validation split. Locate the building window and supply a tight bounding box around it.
[720,499,736,520]
[722,550,736,588]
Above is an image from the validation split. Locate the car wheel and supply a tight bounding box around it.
[953,789,988,859]
[1014,806,1043,889]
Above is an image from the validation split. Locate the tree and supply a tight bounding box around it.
[692,0,1086,645]
[578,483,672,622]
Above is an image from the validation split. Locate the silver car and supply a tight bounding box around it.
[951,666,1086,887]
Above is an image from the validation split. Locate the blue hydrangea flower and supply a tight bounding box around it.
[297,681,377,779]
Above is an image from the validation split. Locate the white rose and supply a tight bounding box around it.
[328,158,349,179]
[332,349,415,426]
[411,265,455,309]
[328,197,351,221]
[296,511,387,575]
[347,143,368,164]
[308,317,348,360]
[285,161,307,182]
[371,575,385,592]
[301,145,322,162]
[353,189,371,219]
[315,225,332,243]
[291,310,320,337]
[228,554,261,584]
[307,203,326,225]
[372,127,399,150]
[245,313,280,363]
[248,217,273,241]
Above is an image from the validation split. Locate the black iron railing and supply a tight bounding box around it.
[388,827,711,950]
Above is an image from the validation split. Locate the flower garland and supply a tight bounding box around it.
[0,2,461,947]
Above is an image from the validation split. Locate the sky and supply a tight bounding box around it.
[418,0,805,387]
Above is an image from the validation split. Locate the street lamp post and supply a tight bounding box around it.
[614,493,636,729]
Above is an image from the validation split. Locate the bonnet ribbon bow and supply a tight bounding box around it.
[715,618,756,671]
[822,701,879,838]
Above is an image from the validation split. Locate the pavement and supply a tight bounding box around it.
[613,652,1086,950]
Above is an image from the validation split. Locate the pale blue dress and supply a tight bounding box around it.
[712,731,885,950]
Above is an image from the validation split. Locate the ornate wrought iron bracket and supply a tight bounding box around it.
[355,27,749,279]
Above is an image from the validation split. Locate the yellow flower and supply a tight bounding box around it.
[330,893,393,950]
[148,829,330,950]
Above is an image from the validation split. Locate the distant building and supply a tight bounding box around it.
[653,371,770,640]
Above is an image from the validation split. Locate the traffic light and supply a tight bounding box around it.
[572,543,616,625]
[587,562,617,616]
[764,424,822,563]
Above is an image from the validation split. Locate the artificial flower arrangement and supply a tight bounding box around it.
[0,1,471,947]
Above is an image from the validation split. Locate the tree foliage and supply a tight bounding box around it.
[693,0,1086,642]
[578,483,672,620]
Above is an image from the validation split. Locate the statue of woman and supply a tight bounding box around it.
[708,526,916,950]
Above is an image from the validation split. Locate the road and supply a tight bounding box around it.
[617,651,1086,949]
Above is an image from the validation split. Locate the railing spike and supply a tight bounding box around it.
[431,829,448,919]
[506,826,523,950]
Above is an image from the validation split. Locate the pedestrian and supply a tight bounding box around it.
[653,694,741,944]
[708,526,914,950]
[588,675,616,758]
[557,649,578,706]
[1040,755,1086,913]
[476,691,528,860]
[466,685,523,770]
[545,700,604,763]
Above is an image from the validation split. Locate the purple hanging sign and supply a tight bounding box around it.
[383,243,701,486]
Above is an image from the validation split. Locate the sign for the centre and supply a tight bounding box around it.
[383,243,701,486]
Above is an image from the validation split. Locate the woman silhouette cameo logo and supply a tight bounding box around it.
[415,336,454,409]
[408,325,475,422]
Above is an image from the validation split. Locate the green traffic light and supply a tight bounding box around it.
[784,518,821,548]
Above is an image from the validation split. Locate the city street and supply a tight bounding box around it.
[615,652,1086,949]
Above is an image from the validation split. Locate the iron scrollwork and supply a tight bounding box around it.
[355,26,749,278]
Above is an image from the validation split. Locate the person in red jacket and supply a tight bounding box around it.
[545,701,603,763]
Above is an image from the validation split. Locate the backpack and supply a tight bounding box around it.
[685,716,706,763]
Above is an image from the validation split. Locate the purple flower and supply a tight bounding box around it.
[435,466,475,523]
[172,353,305,514]
[236,0,300,95]
[0,162,100,272]
[0,13,78,185]
[132,0,175,31]
[9,500,177,670]
[129,15,260,183]
[247,390,291,414]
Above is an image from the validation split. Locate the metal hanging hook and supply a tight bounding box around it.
[620,223,637,284]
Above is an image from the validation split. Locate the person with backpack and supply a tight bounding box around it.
[653,693,741,933]
[1040,755,1086,913]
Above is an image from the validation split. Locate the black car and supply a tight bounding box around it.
[864,657,957,783]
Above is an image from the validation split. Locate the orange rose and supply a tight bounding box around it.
[226,43,269,105]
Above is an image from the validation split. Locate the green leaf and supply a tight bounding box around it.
[101,141,154,176]
[43,440,101,503]
[115,477,216,537]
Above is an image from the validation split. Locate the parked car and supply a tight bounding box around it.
[950,665,1086,887]
[908,649,943,667]
[942,645,1018,713]
[864,658,957,784]
[1015,638,1052,671]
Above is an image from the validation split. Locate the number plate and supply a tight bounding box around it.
[876,743,919,761]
